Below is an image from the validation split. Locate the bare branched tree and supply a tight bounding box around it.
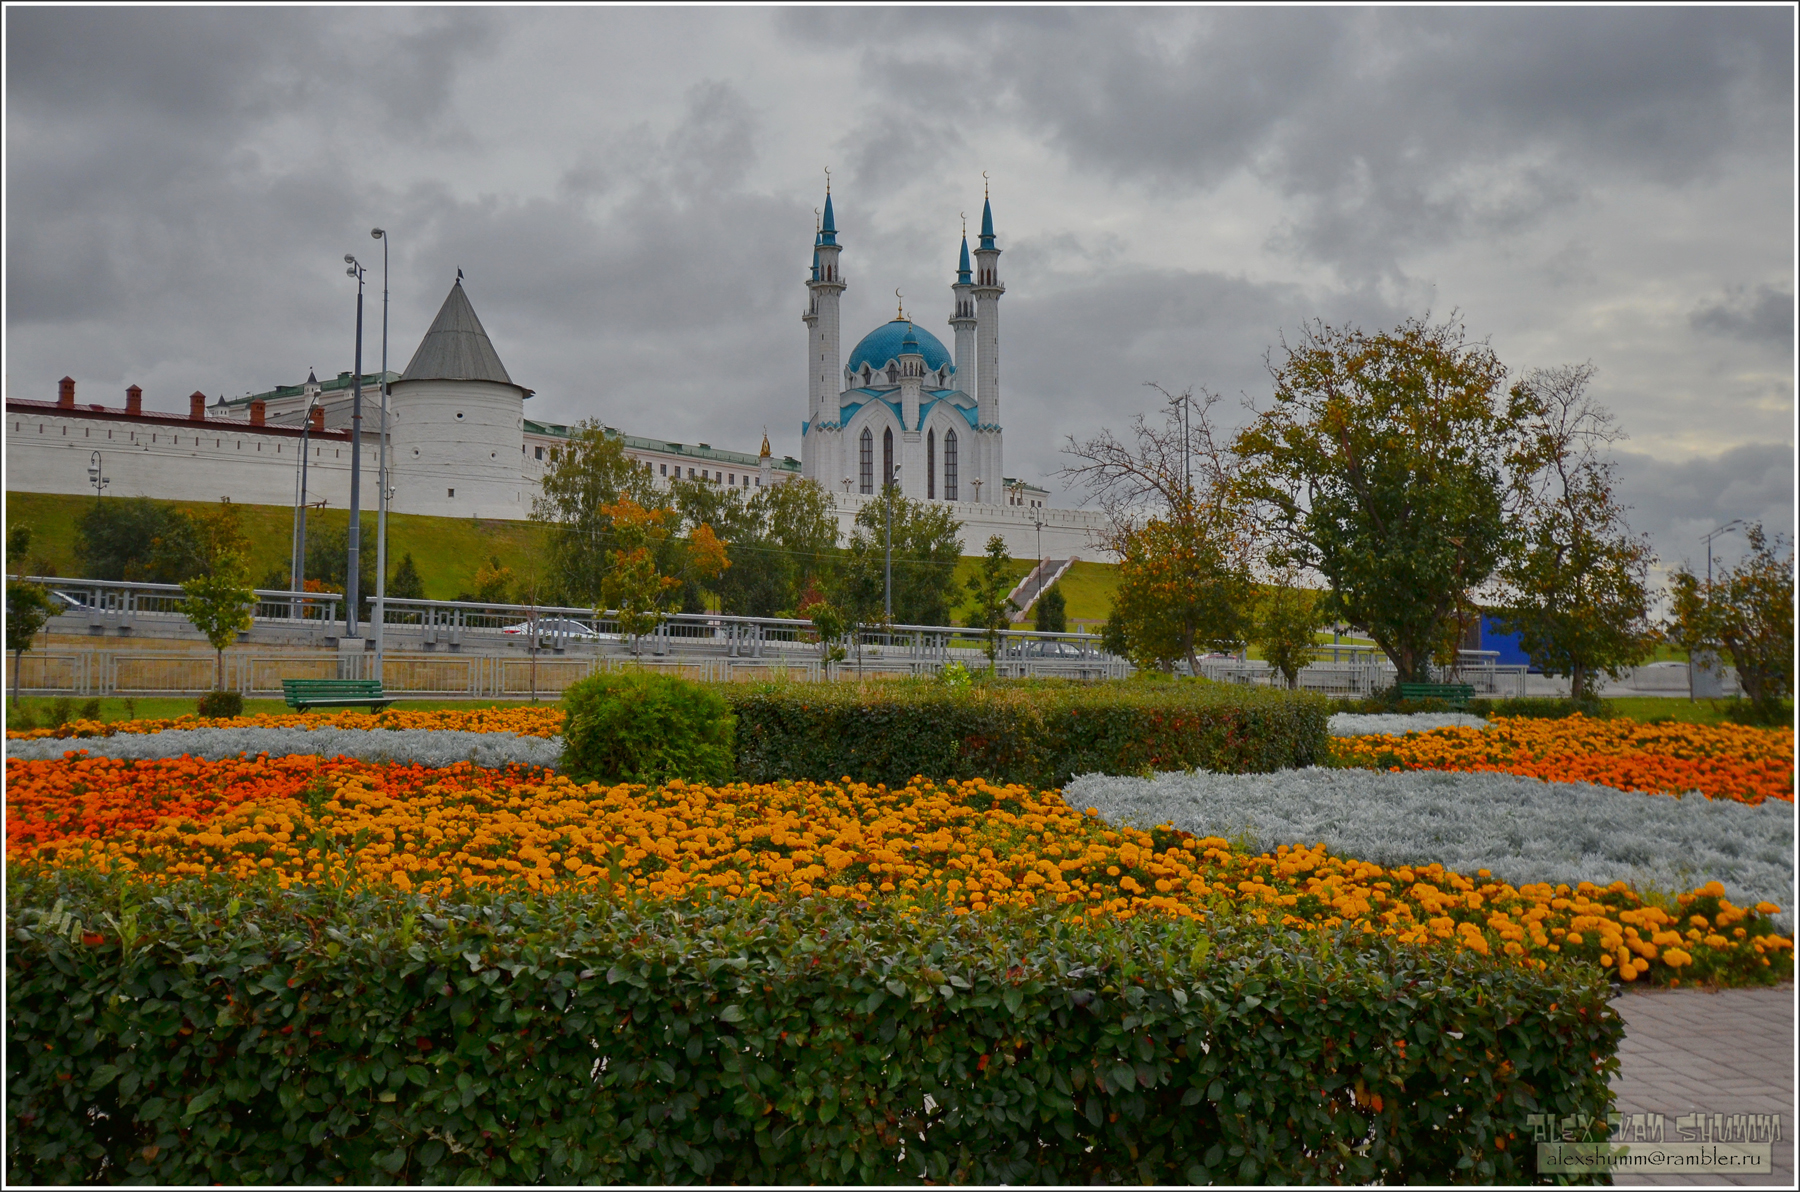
[1060,383,1240,543]
[1061,384,1258,672]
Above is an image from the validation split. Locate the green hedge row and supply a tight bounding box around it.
[726,679,1331,787]
[8,875,1618,1185]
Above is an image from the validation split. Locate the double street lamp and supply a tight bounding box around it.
[86,451,109,505]
[370,228,392,676]
[289,389,323,618]
[343,254,367,639]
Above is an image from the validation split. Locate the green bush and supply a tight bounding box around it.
[195,690,244,719]
[1722,697,1795,728]
[561,668,735,785]
[6,875,1619,1186]
[1484,696,1611,721]
[728,678,1329,787]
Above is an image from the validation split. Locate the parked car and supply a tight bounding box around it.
[501,617,603,640]
[1021,640,1087,659]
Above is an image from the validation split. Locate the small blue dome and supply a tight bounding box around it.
[846,319,953,377]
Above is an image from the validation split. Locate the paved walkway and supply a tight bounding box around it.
[1610,984,1795,1187]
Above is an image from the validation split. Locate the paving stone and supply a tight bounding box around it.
[1609,985,1795,1188]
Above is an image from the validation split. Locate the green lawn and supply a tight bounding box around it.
[1600,697,1760,727]
[6,491,550,600]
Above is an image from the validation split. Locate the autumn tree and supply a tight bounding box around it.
[724,478,841,617]
[6,575,54,704]
[597,498,729,652]
[1232,317,1531,683]
[182,551,255,691]
[532,421,667,604]
[843,487,963,626]
[965,535,1020,667]
[1667,523,1794,721]
[1065,384,1256,673]
[470,556,516,606]
[1254,577,1324,689]
[1494,364,1656,701]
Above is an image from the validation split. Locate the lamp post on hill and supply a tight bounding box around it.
[1703,519,1743,587]
[884,464,901,622]
[370,228,391,677]
[1692,519,1744,701]
[343,253,367,640]
[86,451,109,506]
[290,389,321,620]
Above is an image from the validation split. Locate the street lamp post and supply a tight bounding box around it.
[290,391,322,619]
[86,451,109,505]
[344,254,367,639]
[884,465,902,621]
[370,228,391,677]
[1692,519,1744,701]
[1702,519,1743,588]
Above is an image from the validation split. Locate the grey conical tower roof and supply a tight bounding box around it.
[400,279,516,386]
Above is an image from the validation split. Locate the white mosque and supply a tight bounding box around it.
[801,187,1007,506]
[4,183,1108,560]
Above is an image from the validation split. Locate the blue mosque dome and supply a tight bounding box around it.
[845,319,954,378]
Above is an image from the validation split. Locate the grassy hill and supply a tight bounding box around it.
[5,491,548,601]
[7,489,1124,621]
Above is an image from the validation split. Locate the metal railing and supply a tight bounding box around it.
[18,575,342,633]
[1193,649,1529,699]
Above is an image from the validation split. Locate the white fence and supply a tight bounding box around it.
[5,646,1128,699]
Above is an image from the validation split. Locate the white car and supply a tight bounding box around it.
[501,617,603,640]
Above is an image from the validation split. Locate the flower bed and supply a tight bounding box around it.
[5,705,564,741]
[1068,766,1796,924]
[8,755,1789,985]
[4,726,561,770]
[1335,715,1794,805]
[1329,712,1489,736]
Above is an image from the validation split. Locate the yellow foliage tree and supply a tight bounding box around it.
[598,499,730,651]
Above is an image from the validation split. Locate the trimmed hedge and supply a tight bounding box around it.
[561,669,735,785]
[7,876,1618,1185]
[727,678,1330,787]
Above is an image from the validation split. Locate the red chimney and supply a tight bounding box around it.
[57,377,75,408]
[310,406,325,432]
[125,385,143,416]
[189,391,207,421]
[249,399,266,426]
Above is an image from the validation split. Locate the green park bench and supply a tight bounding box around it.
[1396,682,1477,710]
[281,678,394,713]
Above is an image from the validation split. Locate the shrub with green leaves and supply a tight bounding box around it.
[195,690,244,719]
[560,668,735,785]
[6,875,1618,1185]
[728,678,1329,788]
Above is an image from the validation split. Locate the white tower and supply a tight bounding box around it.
[898,319,925,499]
[803,183,846,486]
[387,277,531,520]
[950,228,976,409]
[971,188,1005,501]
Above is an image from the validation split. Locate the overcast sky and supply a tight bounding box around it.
[5,5,1794,576]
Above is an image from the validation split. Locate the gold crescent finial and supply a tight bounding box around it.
[982,170,989,198]
[895,287,904,319]
[961,211,967,235]
[824,166,831,193]
[814,206,821,231]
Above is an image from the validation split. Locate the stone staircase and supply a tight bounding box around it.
[1007,557,1077,622]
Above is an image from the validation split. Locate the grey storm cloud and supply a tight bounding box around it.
[1690,285,1796,348]
[4,6,1793,574]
